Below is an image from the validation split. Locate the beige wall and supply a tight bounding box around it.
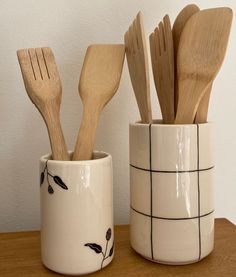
[1,0,236,231]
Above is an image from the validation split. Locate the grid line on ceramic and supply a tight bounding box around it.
[130,206,214,220]
[130,124,214,262]
[129,164,214,173]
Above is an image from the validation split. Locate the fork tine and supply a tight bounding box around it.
[154,27,161,57]
[41,47,60,80]
[163,15,174,83]
[17,49,35,81]
[158,22,165,53]
[35,48,49,80]
[163,15,173,54]
[28,48,42,80]
[149,32,157,76]
[135,12,145,50]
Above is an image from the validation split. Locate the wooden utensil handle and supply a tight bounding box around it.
[194,83,212,123]
[72,106,100,161]
[43,105,69,161]
[175,81,208,124]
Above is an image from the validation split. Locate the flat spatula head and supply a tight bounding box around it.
[79,44,125,109]
[178,7,233,81]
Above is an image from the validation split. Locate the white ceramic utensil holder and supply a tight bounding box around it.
[129,122,214,265]
[40,151,114,275]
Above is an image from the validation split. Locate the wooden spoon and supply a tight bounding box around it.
[175,8,233,124]
[124,12,152,123]
[172,4,200,114]
[17,47,69,160]
[72,44,125,161]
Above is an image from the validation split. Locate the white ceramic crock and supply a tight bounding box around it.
[129,122,214,265]
[39,151,114,275]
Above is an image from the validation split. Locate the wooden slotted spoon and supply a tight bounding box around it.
[72,44,125,161]
[149,15,175,124]
[17,47,69,160]
[175,8,233,124]
[124,12,152,123]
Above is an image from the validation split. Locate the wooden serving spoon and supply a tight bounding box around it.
[175,8,233,124]
[172,4,200,114]
[72,44,125,161]
[17,47,69,160]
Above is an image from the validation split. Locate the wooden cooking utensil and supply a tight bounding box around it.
[17,47,69,160]
[72,44,125,161]
[149,15,175,124]
[194,84,212,123]
[175,8,233,124]
[124,12,152,123]
[172,4,200,114]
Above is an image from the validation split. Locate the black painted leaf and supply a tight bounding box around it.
[48,185,54,194]
[106,228,112,241]
[84,243,102,254]
[40,172,44,186]
[53,176,68,190]
[109,243,114,257]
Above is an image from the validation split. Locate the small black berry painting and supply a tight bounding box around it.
[40,160,68,194]
[84,228,114,269]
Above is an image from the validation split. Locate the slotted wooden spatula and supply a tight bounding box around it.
[17,47,69,160]
[124,12,152,123]
[72,44,125,161]
[149,15,175,124]
[175,8,233,124]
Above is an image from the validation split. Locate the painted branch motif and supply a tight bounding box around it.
[40,160,68,194]
[84,228,114,269]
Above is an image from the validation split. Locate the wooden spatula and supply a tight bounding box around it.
[72,44,125,161]
[149,15,175,124]
[17,47,69,160]
[175,8,233,124]
[172,4,200,114]
[124,12,152,123]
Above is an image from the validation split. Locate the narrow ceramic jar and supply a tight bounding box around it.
[129,122,214,265]
[39,151,114,275]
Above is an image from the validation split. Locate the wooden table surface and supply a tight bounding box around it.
[0,218,235,276]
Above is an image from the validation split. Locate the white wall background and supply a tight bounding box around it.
[0,0,236,232]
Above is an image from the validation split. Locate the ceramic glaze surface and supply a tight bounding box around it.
[40,151,113,275]
[129,122,214,265]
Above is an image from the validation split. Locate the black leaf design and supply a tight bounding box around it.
[106,228,111,241]
[109,243,114,257]
[48,185,54,194]
[40,172,45,186]
[53,176,68,190]
[84,243,102,254]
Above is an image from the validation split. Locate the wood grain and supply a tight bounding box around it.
[0,219,235,276]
